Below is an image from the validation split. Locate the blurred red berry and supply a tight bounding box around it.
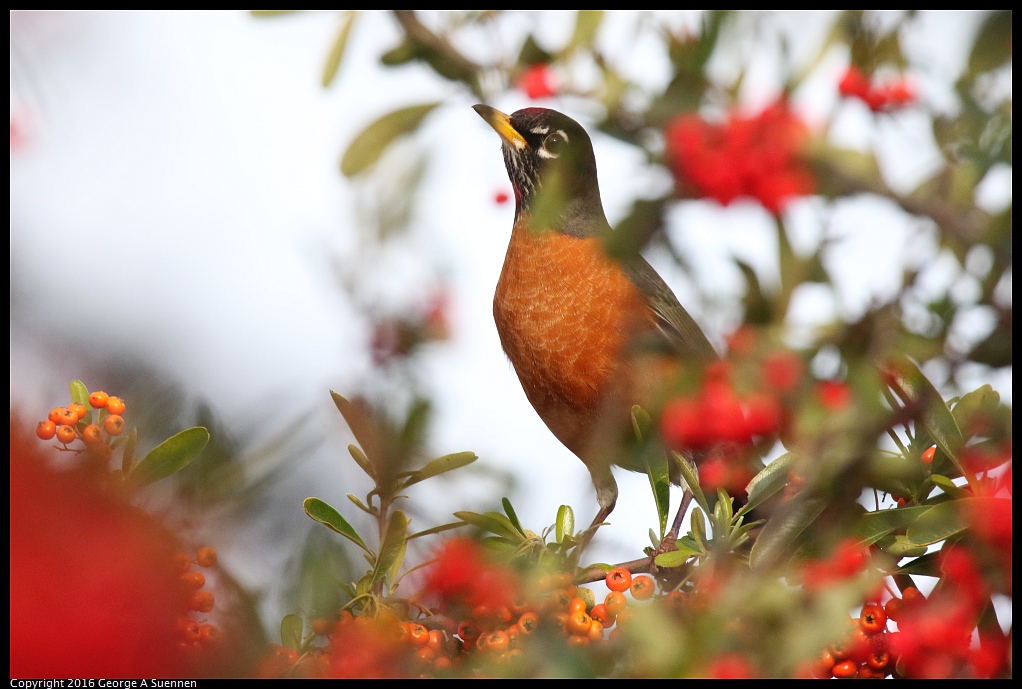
[494,190,510,205]
[818,380,852,410]
[516,63,557,100]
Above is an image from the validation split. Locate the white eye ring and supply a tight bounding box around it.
[538,130,569,159]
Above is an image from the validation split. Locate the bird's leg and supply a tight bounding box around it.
[570,466,617,566]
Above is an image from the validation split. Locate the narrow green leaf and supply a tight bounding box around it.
[566,10,603,53]
[347,444,375,480]
[373,510,408,586]
[407,521,467,540]
[304,497,369,553]
[346,493,375,514]
[749,496,828,570]
[855,505,931,545]
[654,544,701,568]
[502,498,526,536]
[453,511,524,542]
[341,102,440,177]
[738,453,795,516]
[691,507,706,547]
[399,451,477,490]
[630,404,653,440]
[645,451,670,539]
[69,380,90,408]
[556,505,575,544]
[648,528,661,549]
[129,427,209,486]
[906,500,968,546]
[120,427,138,473]
[886,353,966,472]
[673,452,709,515]
[330,391,380,469]
[280,614,303,652]
[930,475,970,499]
[322,11,357,87]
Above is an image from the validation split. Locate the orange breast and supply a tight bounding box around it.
[493,222,655,456]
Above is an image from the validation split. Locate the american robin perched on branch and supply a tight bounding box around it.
[474,104,719,551]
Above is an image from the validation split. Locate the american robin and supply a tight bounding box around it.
[474,104,718,551]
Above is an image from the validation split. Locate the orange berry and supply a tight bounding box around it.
[103,414,125,436]
[196,546,218,567]
[181,571,206,590]
[485,630,509,653]
[180,619,201,642]
[89,391,109,409]
[565,611,592,637]
[590,603,614,627]
[36,420,57,440]
[427,629,445,653]
[921,445,936,464]
[517,611,539,635]
[106,396,126,415]
[173,552,193,572]
[414,646,435,664]
[604,591,627,616]
[198,624,221,645]
[566,634,589,647]
[55,408,78,426]
[81,424,104,445]
[408,623,430,648]
[55,425,77,445]
[457,619,480,642]
[587,619,604,641]
[605,567,632,592]
[831,660,857,678]
[48,407,65,424]
[433,656,452,671]
[901,586,924,607]
[67,403,87,422]
[630,575,655,600]
[189,590,215,613]
[567,596,587,616]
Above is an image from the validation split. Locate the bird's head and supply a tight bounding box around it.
[474,105,606,236]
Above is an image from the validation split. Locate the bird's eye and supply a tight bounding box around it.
[543,131,568,157]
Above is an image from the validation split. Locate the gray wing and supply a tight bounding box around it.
[623,257,718,363]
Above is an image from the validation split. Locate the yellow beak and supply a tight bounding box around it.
[473,104,527,151]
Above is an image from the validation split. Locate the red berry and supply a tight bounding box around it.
[181,571,205,590]
[189,590,214,613]
[859,603,887,634]
[516,63,556,100]
[921,446,936,464]
[831,660,857,678]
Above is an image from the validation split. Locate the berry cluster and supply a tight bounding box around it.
[838,66,916,112]
[176,546,222,650]
[664,100,816,215]
[35,390,127,465]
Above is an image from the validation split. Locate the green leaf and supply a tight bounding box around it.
[556,504,575,544]
[407,521,467,540]
[331,391,380,470]
[304,497,370,553]
[399,451,477,490]
[340,102,440,177]
[502,498,526,537]
[951,385,1000,443]
[886,353,966,474]
[120,427,138,473]
[346,493,375,514]
[322,11,357,87]
[645,450,671,539]
[691,507,707,547]
[453,511,524,542]
[631,405,653,440]
[280,614,303,652]
[855,505,931,545]
[69,380,90,409]
[906,500,968,546]
[877,535,929,558]
[566,10,603,53]
[968,10,1012,75]
[738,453,795,517]
[930,475,971,500]
[347,444,375,481]
[128,427,209,486]
[373,510,408,587]
[749,496,828,570]
[673,452,709,515]
[654,543,701,568]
